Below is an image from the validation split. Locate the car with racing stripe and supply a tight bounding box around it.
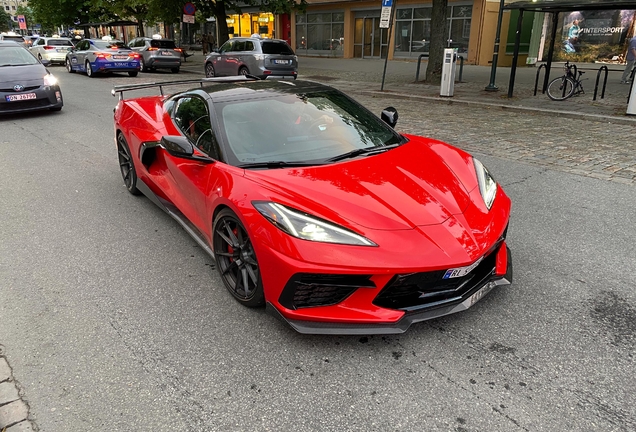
[66,37,140,77]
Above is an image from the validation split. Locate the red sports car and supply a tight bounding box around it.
[112,77,512,335]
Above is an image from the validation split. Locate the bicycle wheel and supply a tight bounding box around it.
[547,76,575,101]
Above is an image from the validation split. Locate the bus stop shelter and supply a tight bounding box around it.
[500,0,636,97]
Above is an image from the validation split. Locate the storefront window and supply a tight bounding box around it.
[394,4,471,58]
[296,12,345,57]
[226,12,274,39]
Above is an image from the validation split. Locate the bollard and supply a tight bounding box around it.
[457,56,464,82]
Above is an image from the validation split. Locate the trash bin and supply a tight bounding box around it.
[440,48,457,97]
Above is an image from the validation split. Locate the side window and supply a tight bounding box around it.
[234,41,246,52]
[38,39,45,46]
[130,38,138,47]
[174,96,219,159]
[219,40,232,53]
[244,41,254,51]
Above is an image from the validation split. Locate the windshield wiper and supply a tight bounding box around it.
[237,161,320,169]
[326,144,399,162]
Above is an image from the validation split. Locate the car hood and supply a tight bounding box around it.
[0,64,47,84]
[243,138,473,230]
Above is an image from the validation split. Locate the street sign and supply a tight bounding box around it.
[183,2,196,15]
[18,15,26,30]
[182,14,195,24]
[379,0,393,29]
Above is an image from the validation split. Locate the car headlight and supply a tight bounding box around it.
[473,158,497,210]
[253,201,376,246]
[43,74,57,86]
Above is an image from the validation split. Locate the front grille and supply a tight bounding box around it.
[279,274,375,309]
[0,98,50,112]
[0,86,40,92]
[373,243,502,311]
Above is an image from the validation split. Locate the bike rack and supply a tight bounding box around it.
[415,54,428,82]
[534,63,547,96]
[567,62,578,78]
[593,66,608,101]
[415,53,463,82]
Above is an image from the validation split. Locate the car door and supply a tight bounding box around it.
[212,40,234,76]
[164,94,220,232]
[67,40,85,70]
[30,38,44,57]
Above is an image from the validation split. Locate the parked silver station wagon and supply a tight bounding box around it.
[204,36,297,80]
[128,36,181,73]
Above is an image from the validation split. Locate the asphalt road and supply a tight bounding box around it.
[1,67,635,432]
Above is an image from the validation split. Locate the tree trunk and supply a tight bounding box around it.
[425,0,448,84]
[215,0,230,46]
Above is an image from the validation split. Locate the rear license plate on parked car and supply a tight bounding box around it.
[6,93,37,102]
[161,51,172,56]
[273,60,290,64]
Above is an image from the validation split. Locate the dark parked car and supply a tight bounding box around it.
[204,36,297,79]
[0,41,63,114]
[128,36,182,73]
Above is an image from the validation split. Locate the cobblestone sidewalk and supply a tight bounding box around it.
[0,347,35,432]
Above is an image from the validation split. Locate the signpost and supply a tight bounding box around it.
[380,0,396,90]
[17,15,27,31]
[379,0,393,29]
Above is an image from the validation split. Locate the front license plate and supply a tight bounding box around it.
[6,93,37,102]
[469,281,496,307]
[443,257,483,279]
[273,59,290,64]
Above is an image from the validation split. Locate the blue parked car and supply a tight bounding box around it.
[65,37,140,77]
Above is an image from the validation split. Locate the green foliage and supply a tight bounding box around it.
[0,9,11,32]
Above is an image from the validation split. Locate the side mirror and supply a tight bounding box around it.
[160,135,194,157]
[40,58,51,67]
[381,107,398,128]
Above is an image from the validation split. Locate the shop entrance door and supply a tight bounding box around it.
[354,17,388,58]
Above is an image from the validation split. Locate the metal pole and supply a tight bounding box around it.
[508,9,524,98]
[485,0,506,91]
[381,0,397,91]
[543,12,559,93]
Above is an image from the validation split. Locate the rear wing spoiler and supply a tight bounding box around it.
[111,76,259,100]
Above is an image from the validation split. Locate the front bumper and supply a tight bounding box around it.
[0,85,63,114]
[268,247,513,335]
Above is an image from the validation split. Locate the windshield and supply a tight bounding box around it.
[0,45,39,66]
[93,40,129,50]
[216,90,401,167]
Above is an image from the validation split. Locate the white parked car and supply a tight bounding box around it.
[30,36,74,64]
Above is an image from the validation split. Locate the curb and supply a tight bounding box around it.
[0,346,36,432]
[358,89,636,126]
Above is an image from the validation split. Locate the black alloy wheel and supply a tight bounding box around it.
[117,133,140,195]
[66,58,75,73]
[205,62,215,78]
[213,209,264,307]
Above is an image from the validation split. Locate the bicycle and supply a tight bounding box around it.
[547,61,585,101]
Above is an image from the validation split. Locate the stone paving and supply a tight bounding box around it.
[0,347,35,431]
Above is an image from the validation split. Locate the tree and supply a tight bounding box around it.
[425,0,448,84]
[0,10,11,32]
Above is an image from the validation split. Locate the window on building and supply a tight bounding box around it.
[296,12,345,57]
[394,4,472,58]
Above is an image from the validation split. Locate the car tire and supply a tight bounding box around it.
[213,209,264,308]
[238,66,249,76]
[171,67,179,73]
[139,58,146,72]
[85,61,94,77]
[205,62,215,78]
[66,58,75,73]
[37,54,42,61]
[117,133,141,196]
[128,71,138,77]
